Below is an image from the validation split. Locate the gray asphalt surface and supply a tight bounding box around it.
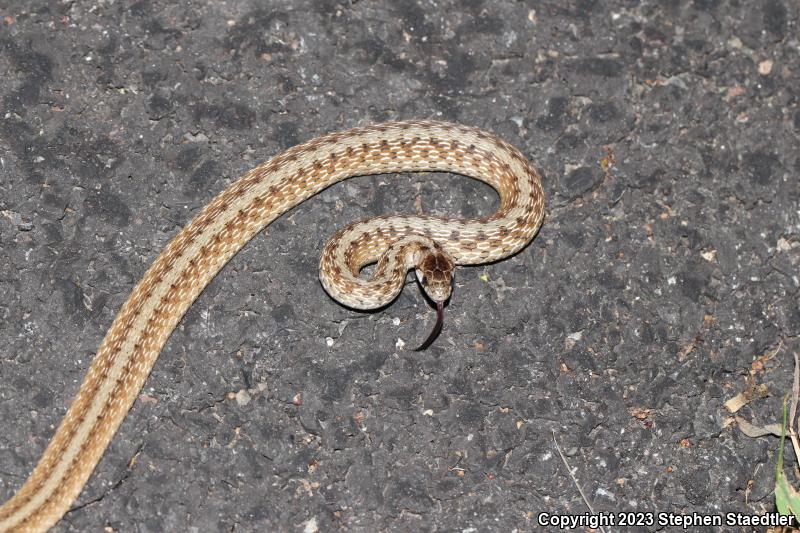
[1,1,799,532]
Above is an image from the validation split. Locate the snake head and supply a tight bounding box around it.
[413,247,455,351]
[415,248,455,304]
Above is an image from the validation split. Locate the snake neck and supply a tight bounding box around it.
[318,234,454,310]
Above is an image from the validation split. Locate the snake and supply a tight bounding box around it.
[0,120,545,532]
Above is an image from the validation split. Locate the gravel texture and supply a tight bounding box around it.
[0,1,799,532]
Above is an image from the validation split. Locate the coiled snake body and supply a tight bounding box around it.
[0,120,545,531]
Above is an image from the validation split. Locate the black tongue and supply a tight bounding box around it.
[414,301,444,351]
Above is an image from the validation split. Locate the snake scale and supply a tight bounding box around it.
[0,120,545,531]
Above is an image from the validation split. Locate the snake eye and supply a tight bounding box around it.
[418,274,427,286]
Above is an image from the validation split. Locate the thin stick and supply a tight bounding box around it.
[552,430,608,533]
[789,351,800,462]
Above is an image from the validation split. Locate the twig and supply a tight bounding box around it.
[552,430,608,533]
[789,348,797,424]
[789,352,800,462]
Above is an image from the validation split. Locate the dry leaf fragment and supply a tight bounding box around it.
[735,416,783,438]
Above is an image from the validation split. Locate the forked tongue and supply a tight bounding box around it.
[415,301,444,351]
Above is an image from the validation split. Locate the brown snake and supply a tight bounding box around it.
[0,120,545,531]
